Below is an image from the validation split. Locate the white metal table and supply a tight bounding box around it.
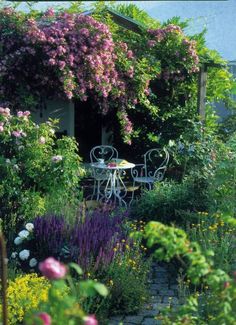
[90,160,135,207]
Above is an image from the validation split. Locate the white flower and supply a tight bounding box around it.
[14,237,23,245]
[13,164,19,170]
[29,258,38,268]
[11,252,18,259]
[19,249,30,261]
[51,155,63,163]
[18,230,30,239]
[6,159,11,164]
[39,136,46,144]
[25,223,34,232]
[50,128,55,134]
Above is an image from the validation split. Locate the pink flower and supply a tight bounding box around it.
[0,125,4,132]
[17,111,24,117]
[35,312,52,325]
[127,50,134,59]
[0,107,10,117]
[12,131,21,138]
[39,257,67,280]
[84,315,98,325]
[23,111,30,117]
[39,136,46,144]
[58,61,66,70]
[147,40,156,48]
[48,58,56,65]
[45,8,55,17]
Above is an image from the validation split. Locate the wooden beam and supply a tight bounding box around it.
[197,64,208,121]
[83,8,143,34]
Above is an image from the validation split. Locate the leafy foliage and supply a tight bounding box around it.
[0,108,83,233]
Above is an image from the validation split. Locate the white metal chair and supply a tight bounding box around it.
[89,145,118,201]
[130,148,169,203]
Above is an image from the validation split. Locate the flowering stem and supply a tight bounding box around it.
[0,232,8,325]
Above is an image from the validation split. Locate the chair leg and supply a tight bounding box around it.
[96,180,101,201]
[129,181,136,207]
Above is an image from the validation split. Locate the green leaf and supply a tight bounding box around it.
[94,283,109,297]
[69,262,83,275]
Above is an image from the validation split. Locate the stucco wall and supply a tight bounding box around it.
[31,99,74,136]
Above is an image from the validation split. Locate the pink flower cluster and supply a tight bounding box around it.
[21,12,135,106]
[148,24,183,43]
[117,110,133,145]
[17,110,31,118]
[147,24,200,82]
[0,107,11,117]
[39,257,67,280]
[0,122,4,132]
[12,130,26,138]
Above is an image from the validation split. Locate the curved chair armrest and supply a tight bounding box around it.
[131,164,145,178]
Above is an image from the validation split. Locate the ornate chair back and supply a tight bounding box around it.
[143,148,169,181]
[90,145,118,163]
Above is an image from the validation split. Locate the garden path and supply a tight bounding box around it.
[109,262,179,325]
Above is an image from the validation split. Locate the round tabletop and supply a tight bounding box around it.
[91,161,135,170]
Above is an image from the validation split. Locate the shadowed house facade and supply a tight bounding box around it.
[30,8,234,160]
[31,8,143,160]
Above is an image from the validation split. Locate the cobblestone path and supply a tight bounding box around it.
[109,262,179,325]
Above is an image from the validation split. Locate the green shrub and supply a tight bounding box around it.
[100,243,150,316]
[208,132,236,216]
[186,211,236,273]
[134,220,236,325]
[132,176,208,223]
[0,108,84,233]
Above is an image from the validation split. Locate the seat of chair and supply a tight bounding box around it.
[93,173,110,181]
[133,176,155,184]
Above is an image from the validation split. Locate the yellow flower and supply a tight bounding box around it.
[2,274,50,324]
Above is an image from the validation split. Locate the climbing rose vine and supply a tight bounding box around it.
[147,24,199,83]
[0,7,155,143]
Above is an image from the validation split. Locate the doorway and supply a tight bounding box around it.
[74,99,102,162]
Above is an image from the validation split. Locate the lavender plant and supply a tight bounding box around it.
[33,215,69,259]
[70,208,128,272]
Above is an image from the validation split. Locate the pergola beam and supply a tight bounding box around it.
[197,61,226,121]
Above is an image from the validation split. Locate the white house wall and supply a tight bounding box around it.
[31,99,74,137]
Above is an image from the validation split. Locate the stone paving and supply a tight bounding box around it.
[109,262,180,325]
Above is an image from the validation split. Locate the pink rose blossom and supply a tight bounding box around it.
[35,312,52,325]
[17,111,24,117]
[127,50,134,59]
[84,315,98,325]
[147,40,156,48]
[12,131,21,138]
[0,125,4,132]
[0,107,10,117]
[39,257,67,280]
[45,8,55,17]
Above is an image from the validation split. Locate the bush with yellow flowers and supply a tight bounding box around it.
[1,273,50,324]
[95,231,150,317]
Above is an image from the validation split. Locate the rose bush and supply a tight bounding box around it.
[0,108,84,234]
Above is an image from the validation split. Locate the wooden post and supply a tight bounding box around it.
[0,232,8,325]
[197,64,208,122]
